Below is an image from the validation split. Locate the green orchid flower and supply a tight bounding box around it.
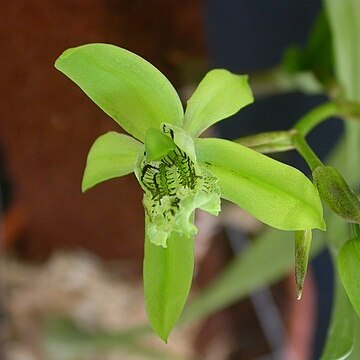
[55,43,325,342]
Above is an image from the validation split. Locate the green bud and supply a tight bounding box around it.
[295,229,312,300]
[313,166,360,224]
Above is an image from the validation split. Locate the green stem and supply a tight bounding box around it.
[295,101,338,136]
[235,130,296,153]
[292,132,323,171]
[338,100,360,120]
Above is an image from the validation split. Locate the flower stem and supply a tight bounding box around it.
[292,132,323,171]
[294,102,338,137]
[235,130,296,153]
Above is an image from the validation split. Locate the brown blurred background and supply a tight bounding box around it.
[0,0,206,262]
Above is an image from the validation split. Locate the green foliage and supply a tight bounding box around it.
[326,0,360,101]
[184,228,325,323]
[283,10,334,86]
[338,238,360,320]
[320,276,355,360]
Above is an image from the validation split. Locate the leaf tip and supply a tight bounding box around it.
[160,335,169,344]
[296,287,303,300]
[81,177,91,193]
[54,47,76,69]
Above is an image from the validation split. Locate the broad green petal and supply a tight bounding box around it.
[184,69,253,137]
[195,138,325,231]
[55,43,184,141]
[143,216,194,342]
[183,228,325,324]
[82,132,143,192]
[338,237,360,319]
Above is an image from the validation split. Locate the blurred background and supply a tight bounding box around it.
[1,1,340,359]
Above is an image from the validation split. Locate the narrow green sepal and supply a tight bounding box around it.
[313,166,360,223]
[145,127,176,162]
[295,230,312,300]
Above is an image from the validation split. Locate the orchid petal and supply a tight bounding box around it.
[195,138,325,231]
[82,131,142,192]
[184,69,253,137]
[55,44,184,141]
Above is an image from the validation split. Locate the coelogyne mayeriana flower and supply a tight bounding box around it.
[55,43,324,341]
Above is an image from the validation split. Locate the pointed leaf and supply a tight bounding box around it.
[184,69,253,137]
[338,237,360,319]
[143,217,194,342]
[82,132,142,192]
[195,138,325,231]
[325,0,360,101]
[55,44,184,141]
[321,274,354,360]
[183,228,325,324]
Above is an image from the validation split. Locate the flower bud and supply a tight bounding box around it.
[295,229,312,300]
[313,166,360,223]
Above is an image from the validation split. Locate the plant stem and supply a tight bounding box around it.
[292,132,323,171]
[295,101,338,136]
[235,130,296,153]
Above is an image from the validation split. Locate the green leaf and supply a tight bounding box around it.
[348,321,360,360]
[320,275,355,360]
[82,132,142,192]
[338,237,360,319]
[184,69,253,137]
[325,0,360,102]
[143,217,194,342]
[195,138,325,231]
[44,319,181,360]
[183,228,325,323]
[55,43,184,141]
[282,10,334,85]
